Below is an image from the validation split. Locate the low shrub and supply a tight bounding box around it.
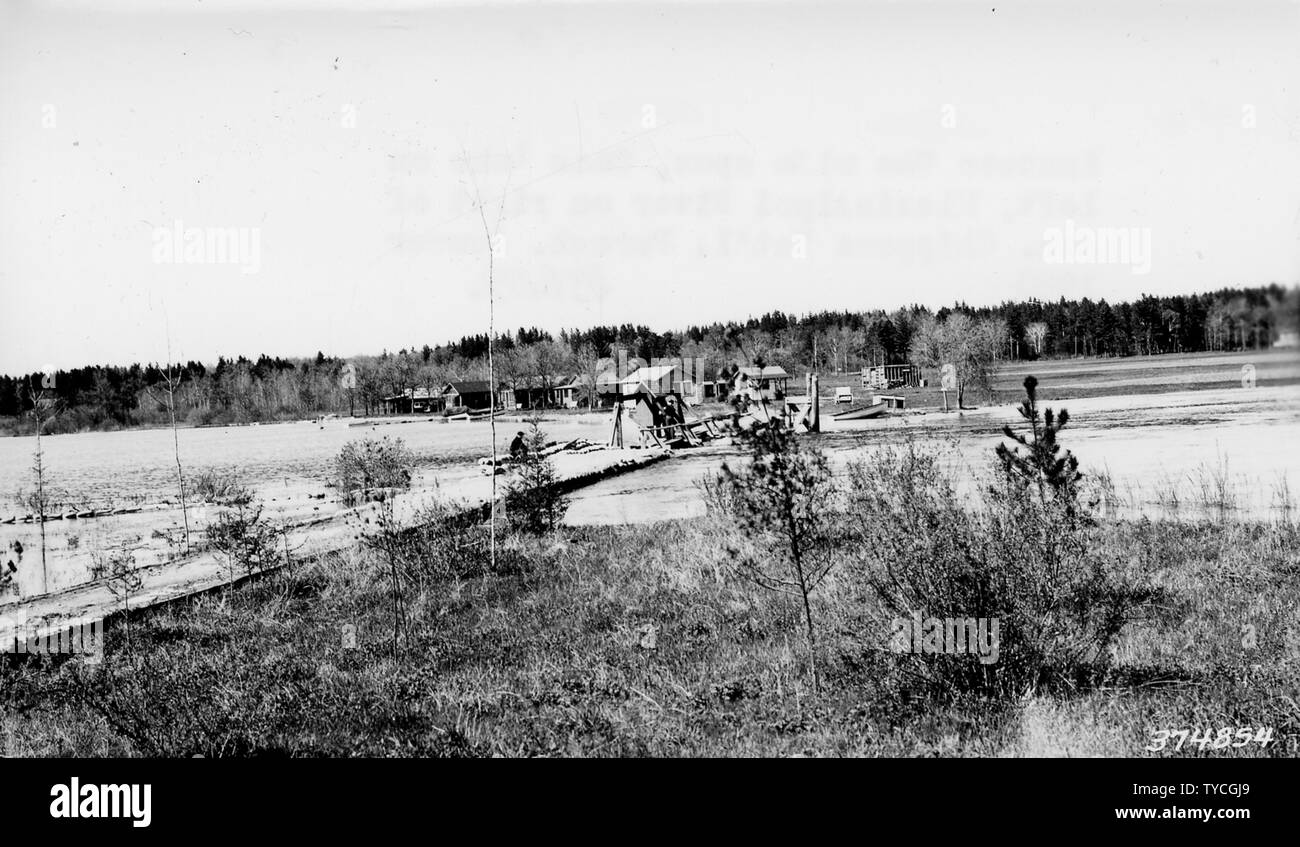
[206,501,283,578]
[333,437,414,506]
[189,469,253,505]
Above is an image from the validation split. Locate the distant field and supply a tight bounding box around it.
[815,348,1300,410]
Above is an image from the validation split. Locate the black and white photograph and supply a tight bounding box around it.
[0,0,1297,815]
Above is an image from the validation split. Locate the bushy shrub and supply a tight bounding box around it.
[334,437,415,506]
[207,502,282,578]
[846,437,1153,700]
[188,469,253,506]
[3,540,23,596]
[14,483,70,518]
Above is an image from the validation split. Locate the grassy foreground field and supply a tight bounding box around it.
[3,497,1297,757]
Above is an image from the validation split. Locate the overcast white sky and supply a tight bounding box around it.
[1,0,1297,373]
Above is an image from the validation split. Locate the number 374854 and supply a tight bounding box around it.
[1146,727,1274,753]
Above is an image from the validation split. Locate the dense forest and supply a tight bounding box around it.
[2,284,1295,434]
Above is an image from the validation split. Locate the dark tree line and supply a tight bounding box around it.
[3,284,1294,433]
[959,285,1295,360]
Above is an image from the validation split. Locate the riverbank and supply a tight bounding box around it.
[3,509,1295,757]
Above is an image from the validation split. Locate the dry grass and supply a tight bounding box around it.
[2,476,1297,757]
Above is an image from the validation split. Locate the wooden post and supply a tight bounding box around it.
[802,372,811,430]
[810,374,820,432]
[609,398,623,448]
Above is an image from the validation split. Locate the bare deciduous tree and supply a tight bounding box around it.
[463,150,510,577]
[22,376,62,594]
[145,327,190,550]
[702,421,837,694]
[532,338,573,407]
[572,342,606,410]
[910,313,1004,408]
[1026,321,1048,356]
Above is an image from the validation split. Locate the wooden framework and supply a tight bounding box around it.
[607,385,722,448]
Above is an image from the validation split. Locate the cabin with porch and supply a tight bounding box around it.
[505,375,586,409]
[380,387,444,415]
[441,380,512,411]
[549,377,584,409]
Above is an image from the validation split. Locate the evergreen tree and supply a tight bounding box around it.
[995,376,1085,518]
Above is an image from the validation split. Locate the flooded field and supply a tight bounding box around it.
[2,378,1298,598]
[0,414,608,596]
[0,414,610,509]
[567,384,1300,525]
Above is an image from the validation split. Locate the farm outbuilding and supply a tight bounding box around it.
[734,366,791,400]
[862,364,919,390]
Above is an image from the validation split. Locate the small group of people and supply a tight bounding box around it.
[654,395,686,426]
